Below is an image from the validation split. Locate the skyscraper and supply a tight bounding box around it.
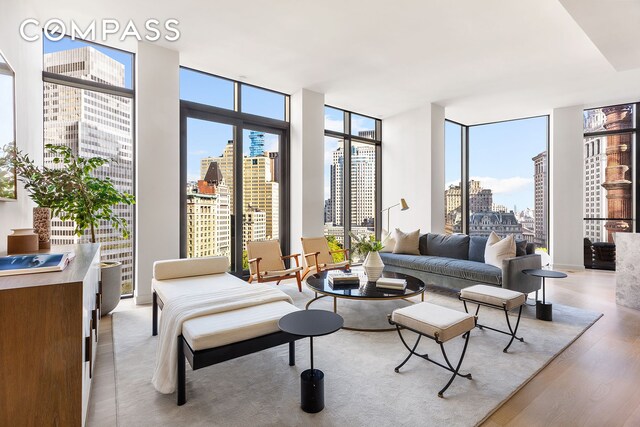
[249,131,265,157]
[43,46,134,293]
[532,151,547,248]
[583,138,607,242]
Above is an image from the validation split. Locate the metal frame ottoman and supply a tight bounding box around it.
[388,302,476,398]
[459,284,526,353]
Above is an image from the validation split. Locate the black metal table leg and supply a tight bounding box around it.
[536,277,553,321]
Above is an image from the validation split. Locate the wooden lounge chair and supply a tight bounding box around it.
[300,236,350,280]
[247,240,303,292]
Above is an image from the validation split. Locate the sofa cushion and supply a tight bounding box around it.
[515,240,527,257]
[393,229,421,255]
[380,229,396,253]
[469,236,488,262]
[526,242,536,255]
[380,253,502,286]
[425,233,469,260]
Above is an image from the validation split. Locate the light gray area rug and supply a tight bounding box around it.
[112,285,602,427]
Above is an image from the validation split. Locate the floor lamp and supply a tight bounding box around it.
[382,198,409,232]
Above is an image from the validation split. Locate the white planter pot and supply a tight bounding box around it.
[363,251,385,282]
[101,261,122,316]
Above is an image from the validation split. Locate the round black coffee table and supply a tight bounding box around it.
[522,268,568,321]
[278,309,343,413]
[305,270,425,332]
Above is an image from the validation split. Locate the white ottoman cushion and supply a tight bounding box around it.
[391,302,475,342]
[460,284,526,311]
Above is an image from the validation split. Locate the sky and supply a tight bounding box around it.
[445,116,548,212]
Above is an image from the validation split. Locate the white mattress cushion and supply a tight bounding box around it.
[392,302,475,343]
[153,272,246,303]
[182,300,300,351]
[153,256,229,280]
[460,284,526,310]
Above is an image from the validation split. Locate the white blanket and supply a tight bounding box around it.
[152,284,293,393]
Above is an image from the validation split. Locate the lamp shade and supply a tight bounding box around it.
[400,198,409,211]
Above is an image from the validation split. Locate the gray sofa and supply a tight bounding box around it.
[380,233,542,294]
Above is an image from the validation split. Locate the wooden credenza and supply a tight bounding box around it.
[0,244,101,426]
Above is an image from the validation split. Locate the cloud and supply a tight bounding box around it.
[446,176,533,194]
[324,115,343,133]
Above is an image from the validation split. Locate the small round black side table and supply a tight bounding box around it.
[278,309,343,413]
[522,269,568,321]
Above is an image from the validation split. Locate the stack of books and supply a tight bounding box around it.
[376,277,407,291]
[327,271,361,287]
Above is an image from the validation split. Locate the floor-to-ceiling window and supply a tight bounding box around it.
[43,36,135,295]
[323,106,381,261]
[444,116,549,251]
[583,103,638,270]
[180,67,289,275]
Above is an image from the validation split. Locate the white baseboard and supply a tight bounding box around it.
[134,293,152,305]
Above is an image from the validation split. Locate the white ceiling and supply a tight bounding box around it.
[27,0,640,124]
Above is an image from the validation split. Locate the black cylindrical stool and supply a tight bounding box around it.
[536,301,553,321]
[300,369,324,413]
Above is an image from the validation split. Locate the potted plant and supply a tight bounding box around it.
[350,232,385,282]
[12,144,135,314]
[11,147,67,249]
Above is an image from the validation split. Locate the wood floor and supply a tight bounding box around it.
[87,269,640,427]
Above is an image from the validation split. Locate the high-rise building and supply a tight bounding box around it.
[532,151,547,248]
[328,143,375,236]
[583,138,607,242]
[186,162,231,259]
[249,131,265,157]
[200,139,279,247]
[330,147,344,226]
[243,207,267,250]
[444,180,493,218]
[467,211,524,239]
[43,46,134,292]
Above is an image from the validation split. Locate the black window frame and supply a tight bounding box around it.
[179,67,290,278]
[324,105,382,254]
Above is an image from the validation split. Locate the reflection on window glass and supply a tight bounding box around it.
[582,103,635,270]
[324,106,344,133]
[43,36,134,89]
[583,104,634,134]
[241,85,285,120]
[351,113,376,139]
[444,121,462,234]
[468,116,548,249]
[185,118,234,267]
[180,68,234,110]
[242,129,280,269]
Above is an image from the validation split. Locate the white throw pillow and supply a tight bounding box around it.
[380,229,396,253]
[392,228,421,255]
[484,231,516,268]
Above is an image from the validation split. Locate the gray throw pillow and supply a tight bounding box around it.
[469,236,488,262]
[515,240,527,257]
[425,233,469,260]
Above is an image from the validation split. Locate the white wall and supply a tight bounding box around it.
[550,105,584,269]
[430,104,446,233]
[290,89,325,257]
[0,3,43,253]
[134,43,180,304]
[382,103,444,234]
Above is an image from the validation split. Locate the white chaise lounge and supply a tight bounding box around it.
[151,256,302,405]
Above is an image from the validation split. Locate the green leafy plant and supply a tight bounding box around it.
[349,232,383,257]
[11,144,135,243]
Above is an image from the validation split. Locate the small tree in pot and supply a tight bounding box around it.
[12,144,135,314]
